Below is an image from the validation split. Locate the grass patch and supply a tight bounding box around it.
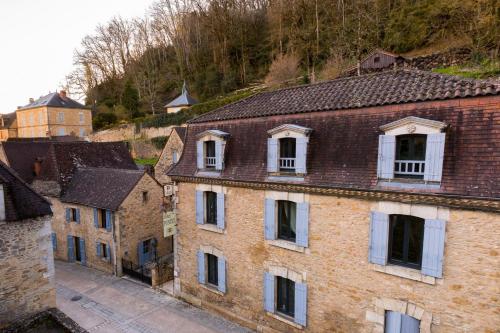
[433,60,500,79]
[134,157,159,166]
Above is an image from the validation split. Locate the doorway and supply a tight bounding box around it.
[74,236,82,262]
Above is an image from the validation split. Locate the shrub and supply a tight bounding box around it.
[151,136,168,150]
[265,53,301,86]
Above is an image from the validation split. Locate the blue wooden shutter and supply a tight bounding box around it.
[263,272,274,313]
[217,257,226,293]
[267,138,278,172]
[96,242,101,257]
[402,313,420,333]
[93,208,98,228]
[421,219,446,278]
[377,135,396,179]
[196,141,204,169]
[79,238,86,266]
[51,233,57,251]
[195,191,204,224]
[296,202,309,247]
[75,209,81,224]
[197,250,205,284]
[264,199,275,240]
[369,211,389,265]
[216,192,225,229]
[65,208,71,222]
[67,235,74,262]
[106,242,111,262]
[105,210,112,231]
[137,242,143,266]
[424,133,446,182]
[295,137,308,174]
[385,311,402,333]
[294,282,307,326]
[215,140,225,170]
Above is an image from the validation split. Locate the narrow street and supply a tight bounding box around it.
[55,261,252,333]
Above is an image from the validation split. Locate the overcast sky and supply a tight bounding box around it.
[0,0,155,114]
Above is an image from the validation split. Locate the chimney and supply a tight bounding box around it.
[29,97,34,103]
[59,90,67,99]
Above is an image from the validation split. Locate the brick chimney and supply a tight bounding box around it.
[59,90,67,99]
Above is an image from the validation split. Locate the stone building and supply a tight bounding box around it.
[0,112,18,141]
[155,126,187,186]
[164,81,198,114]
[0,141,170,278]
[167,70,500,333]
[0,161,54,328]
[15,90,92,138]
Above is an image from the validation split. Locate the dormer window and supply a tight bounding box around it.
[196,130,229,172]
[267,124,312,175]
[378,117,446,183]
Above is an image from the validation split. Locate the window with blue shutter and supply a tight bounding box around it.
[137,242,144,266]
[65,208,71,223]
[216,192,225,229]
[75,209,80,224]
[263,272,275,313]
[195,191,204,224]
[421,219,446,278]
[295,137,308,174]
[79,238,86,266]
[196,141,204,169]
[217,257,226,293]
[96,242,101,257]
[294,282,307,326]
[296,202,309,247]
[264,199,276,240]
[267,138,278,173]
[424,133,446,182]
[369,211,389,265]
[105,210,112,231]
[385,311,420,333]
[67,235,75,262]
[51,233,57,251]
[215,140,225,170]
[106,242,111,262]
[197,250,205,284]
[93,208,98,228]
[377,135,396,179]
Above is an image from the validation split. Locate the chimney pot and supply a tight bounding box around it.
[59,90,67,99]
[29,97,34,103]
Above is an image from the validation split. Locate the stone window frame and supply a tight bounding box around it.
[265,190,310,253]
[199,245,226,295]
[264,264,307,329]
[57,112,65,124]
[371,201,449,285]
[366,297,432,333]
[196,129,229,176]
[196,184,226,234]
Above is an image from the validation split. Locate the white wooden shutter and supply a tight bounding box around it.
[216,192,225,229]
[296,202,309,247]
[295,137,308,174]
[197,250,205,284]
[217,257,226,293]
[294,282,307,326]
[264,198,275,240]
[263,272,275,313]
[267,138,278,172]
[369,211,389,265]
[424,133,446,182]
[421,219,446,278]
[377,135,396,179]
[215,140,225,170]
[196,141,204,169]
[195,191,204,224]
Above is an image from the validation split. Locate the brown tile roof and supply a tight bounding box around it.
[0,161,52,221]
[60,167,145,211]
[169,96,500,199]
[190,70,499,124]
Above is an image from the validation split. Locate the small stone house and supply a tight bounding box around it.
[164,82,198,114]
[155,126,187,186]
[0,161,54,328]
[0,141,170,277]
[0,112,18,141]
[167,70,500,332]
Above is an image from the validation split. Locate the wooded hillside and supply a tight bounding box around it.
[65,0,499,129]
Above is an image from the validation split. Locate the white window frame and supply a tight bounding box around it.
[196,130,229,172]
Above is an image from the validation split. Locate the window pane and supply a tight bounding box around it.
[277,201,296,241]
[205,141,216,158]
[389,215,424,269]
[206,192,217,225]
[207,254,218,285]
[390,216,405,262]
[280,138,296,158]
[407,218,424,265]
[413,136,426,160]
[396,137,410,160]
[276,276,295,317]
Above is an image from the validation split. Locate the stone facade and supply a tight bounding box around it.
[0,217,56,328]
[155,128,186,185]
[174,182,500,333]
[51,173,171,275]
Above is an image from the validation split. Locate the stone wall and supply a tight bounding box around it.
[155,129,185,185]
[0,217,56,328]
[90,123,174,143]
[174,182,500,333]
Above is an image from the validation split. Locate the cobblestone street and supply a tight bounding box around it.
[55,261,252,333]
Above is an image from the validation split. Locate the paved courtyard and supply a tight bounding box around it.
[55,261,252,333]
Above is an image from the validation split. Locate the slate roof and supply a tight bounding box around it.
[60,167,145,211]
[18,92,87,111]
[165,82,198,107]
[190,70,500,123]
[0,161,52,221]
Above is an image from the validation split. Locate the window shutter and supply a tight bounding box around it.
[267,138,278,172]
[294,282,307,326]
[196,141,204,169]
[402,313,420,333]
[296,202,309,247]
[263,272,275,313]
[93,208,98,228]
[217,257,226,293]
[216,192,225,229]
[369,211,389,265]
[385,311,402,333]
[106,243,111,263]
[377,135,396,179]
[79,238,86,266]
[264,198,275,240]
[424,133,446,182]
[195,191,204,224]
[197,250,205,284]
[75,209,81,224]
[51,233,57,251]
[215,140,225,170]
[137,242,144,266]
[295,137,308,174]
[105,210,112,231]
[67,235,74,262]
[65,208,71,222]
[96,242,101,257]
[421,219,446,278]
